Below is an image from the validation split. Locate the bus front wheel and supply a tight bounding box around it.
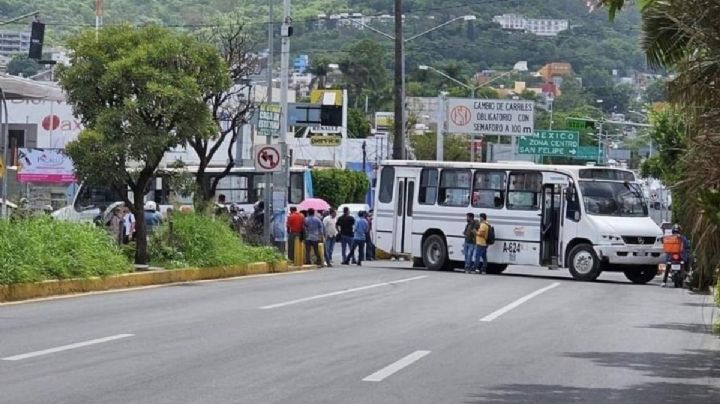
[568,244,602,281]
[422,234,448,271]
[624,267,657,284]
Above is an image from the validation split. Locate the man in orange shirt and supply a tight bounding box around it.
[287,206,305,260]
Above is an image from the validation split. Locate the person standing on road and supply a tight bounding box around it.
[365,209,375,261]
[463,212,479,273]
[303,208,324,267]
[336,207,356,264]
[287,207,304,261]
[473,213,490,274]
[323,209,338,266]
[343,211,369,266]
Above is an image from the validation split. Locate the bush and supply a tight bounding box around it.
[0,217,131,284]
[311,168,370,208]
[148,212,282,268]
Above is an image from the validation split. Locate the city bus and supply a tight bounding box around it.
[52,166,311,222]
[373,160,665,284]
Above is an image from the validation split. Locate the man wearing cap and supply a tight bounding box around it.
[463,212,479,273]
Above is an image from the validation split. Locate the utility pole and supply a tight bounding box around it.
[263,0,274,244]
[277,0,291,242]
[392,0,404,160]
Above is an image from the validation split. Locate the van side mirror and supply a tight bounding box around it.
[574,211,580,221]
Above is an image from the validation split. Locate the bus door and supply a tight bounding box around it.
[540,183,563,267]
[393,177,415,254]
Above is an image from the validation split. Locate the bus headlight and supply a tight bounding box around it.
[601,234,624,245]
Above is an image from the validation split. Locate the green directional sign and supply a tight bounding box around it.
[568,118,596,130]
[517,130,580,157]
[574,146,601,161]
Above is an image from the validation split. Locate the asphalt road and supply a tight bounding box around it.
[1,262,718,404]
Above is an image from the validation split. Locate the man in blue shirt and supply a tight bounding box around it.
[343,211,369,266]
[303,208,324,267]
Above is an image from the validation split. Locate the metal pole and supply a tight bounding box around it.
[341,89,348,168]
[470,88,475,162]
[392,0,404,160]
[436,93,444,161]
[1,89,7,219]
[278,0,290,232]
[263,0,274,244]
[596,121,603,165]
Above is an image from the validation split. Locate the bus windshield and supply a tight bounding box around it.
[579,181,648,217]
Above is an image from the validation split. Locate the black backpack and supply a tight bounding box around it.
[486,224,496,245]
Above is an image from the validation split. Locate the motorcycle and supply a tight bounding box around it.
[666,253,686,288]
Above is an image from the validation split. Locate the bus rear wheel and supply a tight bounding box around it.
[422,234,448,271]
[486,264,508,274]
[624,267,657,284]
[568,244,602,281]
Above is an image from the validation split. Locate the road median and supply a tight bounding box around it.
[0,261,318,303]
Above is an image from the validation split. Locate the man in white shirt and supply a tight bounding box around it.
[323,209,338,266]
[122,205,136,244]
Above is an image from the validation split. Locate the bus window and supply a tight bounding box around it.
[507,172,542,210]
[378,166,395,203]
[438,169,471,207]
[566,180,581,221]
[213,174,251,204]
[252,174,267,203]
[472,170,506,209]
[418,168,438,205]
[74,186,122,211]
[289,172,304,204]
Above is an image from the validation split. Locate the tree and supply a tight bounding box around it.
[309,55,331,89]
[411,132,469,161]
[7,54,39,77]
[347,108,371,138]
[644,78,667,103]
[60,25,229,264]
[190,22,258,206]
[339,39,388,109]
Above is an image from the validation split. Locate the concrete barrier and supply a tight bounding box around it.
[0,260,306,303]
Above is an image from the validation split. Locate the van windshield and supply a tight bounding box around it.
[579,181,648,217]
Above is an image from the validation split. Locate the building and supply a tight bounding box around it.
[293,55,309,73]
[537,62,573,82]
[492,14,569,37]
[0,30,30,57]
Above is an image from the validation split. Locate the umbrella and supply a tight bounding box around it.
[298,198,330,211]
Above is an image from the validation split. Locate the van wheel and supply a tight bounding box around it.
[624,267,657,284]
[568,244,602,281]
[422,234,448,271]
[486,264,508,274]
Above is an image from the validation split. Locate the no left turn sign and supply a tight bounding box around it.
[254,145,282,172]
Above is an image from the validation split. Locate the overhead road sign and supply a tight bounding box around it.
[446,98,535,136]
[257,104,281,137]
[517,130,580,156]
[254,145,282,172]
[567,117,597,130]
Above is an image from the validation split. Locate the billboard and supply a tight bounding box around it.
[16,148,76,183]
[446,98,534,136]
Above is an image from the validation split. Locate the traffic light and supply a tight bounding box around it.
[28,21,45,60]
[320,105,342,126]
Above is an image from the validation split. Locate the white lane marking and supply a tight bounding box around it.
[2,334,134,361]
[480,282,561,322]
[259,275,428,309]
[362,350,431,382]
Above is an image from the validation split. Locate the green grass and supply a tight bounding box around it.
[0,217,132,285]
[149,212,283,268]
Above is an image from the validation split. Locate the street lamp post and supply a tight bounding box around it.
[348,15,476,160]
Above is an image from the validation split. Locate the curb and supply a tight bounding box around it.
[0,261,316,303]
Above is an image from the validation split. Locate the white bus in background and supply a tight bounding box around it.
[373,161,665,284]
[52,166,310,222]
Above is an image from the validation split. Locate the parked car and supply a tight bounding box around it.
[338,203,370,217]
